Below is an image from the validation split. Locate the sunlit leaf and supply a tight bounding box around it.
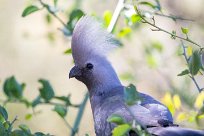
[194,91,204,109]
[187,46,192,56]
[103,10,112,27]
[124,84,141,106]
[64,48,72,54]
[188,50,202,75]
[177,69,189,76]
[25,114,32,120]
[176,112,188,122]
[131,14,141,24]
[173,94,181,110]
[38,79,55,102]
[112,124,131,136]
[3,121,10,130]
[117,27,131,38]
[22,5,40,17]
[181,27,189,35]
[107,114,125,125]
[120,72,135,81]
[0,106,8,121]
[146,55,158,68]
[162,92,175,115]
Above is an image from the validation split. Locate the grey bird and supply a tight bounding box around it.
[69,16,204,136]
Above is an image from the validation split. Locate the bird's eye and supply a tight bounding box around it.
[86,63,93,70]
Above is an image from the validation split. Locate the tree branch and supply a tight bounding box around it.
[133,5,202,48]
[38,0,67,28]
[181,41,203,93]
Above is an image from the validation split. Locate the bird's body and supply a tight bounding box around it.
[90,86,174,136]
[69,16,204,136]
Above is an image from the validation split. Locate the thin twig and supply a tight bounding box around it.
[133,6,202,48]
[38,0,67,28]
[123,4,194,22]
[181,41,203,93]
[62,117,77,135]
[154,12,194,22]
[10,116,18,126]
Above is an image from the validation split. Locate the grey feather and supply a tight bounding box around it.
[69,15,204,136]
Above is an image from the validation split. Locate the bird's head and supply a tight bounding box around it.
[69,16,121,91]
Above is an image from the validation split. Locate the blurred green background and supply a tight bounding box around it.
[0,0,204,135]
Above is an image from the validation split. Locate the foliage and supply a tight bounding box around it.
[0,0,204,135]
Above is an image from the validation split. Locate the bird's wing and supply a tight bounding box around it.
[139,92,173,124]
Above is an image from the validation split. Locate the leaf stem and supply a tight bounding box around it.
[181,41,203,93]
[38,0,67,28]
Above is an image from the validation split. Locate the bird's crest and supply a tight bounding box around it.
[71,15,119,65]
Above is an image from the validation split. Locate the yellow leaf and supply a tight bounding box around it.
[173,94,181,110]
[187,46,192,56]
[194,91,204,109]
[162,92,175,115]
[103,10,112,28]
[176,112,188,122]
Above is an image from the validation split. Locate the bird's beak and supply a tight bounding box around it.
[69,66,82,79]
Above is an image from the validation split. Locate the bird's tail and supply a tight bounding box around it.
[147,126,204,136]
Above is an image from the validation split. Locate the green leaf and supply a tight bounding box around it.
[22,5,40,17]
[139,1,156,9]
[32,96,41,107]
[112,124,131,136]
[38,79,55,102]
[124,84,141,106]
[188,50,202,75]
[177,69,189,76]
[64,48,72,54]
[34,132,49,136]
[19,124,31,134]
[3,76,24,99]
[45,14,52,24]
[103,10,112,27]
[131,14,141,24]
[25,114,32,120]
[10,130,27,136]
[117,27,131,38]
[66,9,85,36]
[3,121,10,130]
[54,0,58,7]
[0,106,8,121]
[54,96,71,106]
[152,41,163,52]
[53,105,67,118]
[181,27,189,34]
[0,122,8,136]
[171,30,176,39]
[107,114,125,125]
